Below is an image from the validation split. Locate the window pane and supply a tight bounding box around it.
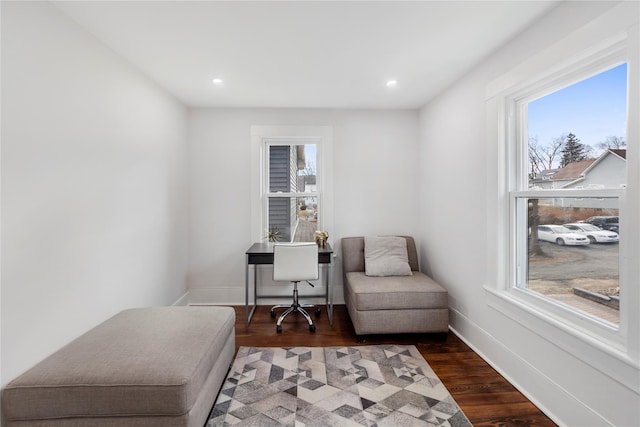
[268,144,316,193]
[266,196,318,243]
[523,197,619,325]
[527,64,627,190]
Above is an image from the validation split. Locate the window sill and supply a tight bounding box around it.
[484,285,639,393]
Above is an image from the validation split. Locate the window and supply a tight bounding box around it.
[485,14,639,367]
[251,126,333,244]
[514,64,627,327]
[265,143,318,242]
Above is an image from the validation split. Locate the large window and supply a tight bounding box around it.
[485,20,639,362]
[513,64,627,327]
[483,3,638,404]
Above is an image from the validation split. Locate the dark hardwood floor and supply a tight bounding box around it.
[231,304,557,427]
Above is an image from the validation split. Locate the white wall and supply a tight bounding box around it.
[419,1,639,426]
[188,108,419,304]
[1,1,188,388]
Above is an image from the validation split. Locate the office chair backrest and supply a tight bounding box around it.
[273,243,319,282]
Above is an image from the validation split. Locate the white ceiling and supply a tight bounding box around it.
[52,1,560,109]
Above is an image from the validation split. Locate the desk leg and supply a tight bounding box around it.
[327,254,334,325]
[245,255,250,326]
[245,256,258,326]
[253,265,257,319]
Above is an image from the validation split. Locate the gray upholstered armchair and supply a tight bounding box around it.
[341,236,449,339]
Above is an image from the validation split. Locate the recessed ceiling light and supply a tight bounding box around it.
[212,78,223,85]
[386,80,398,88]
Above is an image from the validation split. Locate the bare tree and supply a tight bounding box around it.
[596,135,626,151]
[528,136,544,179]
[528,134,565,178]
[544,135,566,169]
[528,199,545,256]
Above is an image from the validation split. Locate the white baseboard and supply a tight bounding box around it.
[448,307,612,427]
[172,292,190,306]
[186,287,246,305]
[182,286,345,307]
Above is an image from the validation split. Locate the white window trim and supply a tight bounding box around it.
[250,125,334,244]
[485,4,639,393]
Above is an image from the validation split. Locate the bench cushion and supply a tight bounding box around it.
[346,271,448,311]
[3,306,235,422]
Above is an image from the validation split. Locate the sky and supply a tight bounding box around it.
[527,63,627,163]
[304,144,317,173]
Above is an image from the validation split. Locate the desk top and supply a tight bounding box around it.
[246,242,333,255]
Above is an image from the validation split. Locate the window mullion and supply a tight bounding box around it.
[266,192,319,198]
[515,189,623,199]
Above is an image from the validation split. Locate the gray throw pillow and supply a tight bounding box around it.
[364,236,413,277]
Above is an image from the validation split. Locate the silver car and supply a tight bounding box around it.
[536,225,590,246]
[563,223,619,244]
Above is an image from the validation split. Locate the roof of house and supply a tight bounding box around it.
[532,149,626,183]
[609,148,626,159]
[552,159,596,180]
[533,169,559,180]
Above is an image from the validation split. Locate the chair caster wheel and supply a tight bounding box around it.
[309,324,316,332]
[315,308,321,318]
[270,310,276,319]
[276,325,282,333]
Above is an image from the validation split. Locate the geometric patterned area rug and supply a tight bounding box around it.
[208,345,472,426]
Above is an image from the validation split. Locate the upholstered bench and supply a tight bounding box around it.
[2,306,235,427]
[342,236,449,338]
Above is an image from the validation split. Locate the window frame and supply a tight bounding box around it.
[263,140,321,242]
[485,18,639,383]
[250,126,333,244]
[508,50,629,339]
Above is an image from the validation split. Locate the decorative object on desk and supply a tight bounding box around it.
[265,228,282,242]
[209,345,471,426]
[298,203,308,219]
[314,230,329,247]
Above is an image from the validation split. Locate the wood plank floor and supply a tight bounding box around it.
[231,304,557,427]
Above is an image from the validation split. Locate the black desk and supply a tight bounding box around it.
[245,242,334,326]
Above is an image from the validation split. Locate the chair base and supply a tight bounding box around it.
[270,283,320,332]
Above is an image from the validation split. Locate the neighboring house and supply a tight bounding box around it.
[269,145,301,242]
[529,168,559,188]
[530,159,596,189]
[562,148,626,190]
[531,149,626,208]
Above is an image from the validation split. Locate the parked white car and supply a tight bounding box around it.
[536,225,590,246]
[563,223,619,244]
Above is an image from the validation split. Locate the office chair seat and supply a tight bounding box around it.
[270,242,321,332]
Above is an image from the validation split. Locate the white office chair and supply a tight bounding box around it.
[270,242,321,332]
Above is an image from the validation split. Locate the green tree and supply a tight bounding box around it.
[560,133,590,167]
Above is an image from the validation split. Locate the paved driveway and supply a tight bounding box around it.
[528,241,619,297]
